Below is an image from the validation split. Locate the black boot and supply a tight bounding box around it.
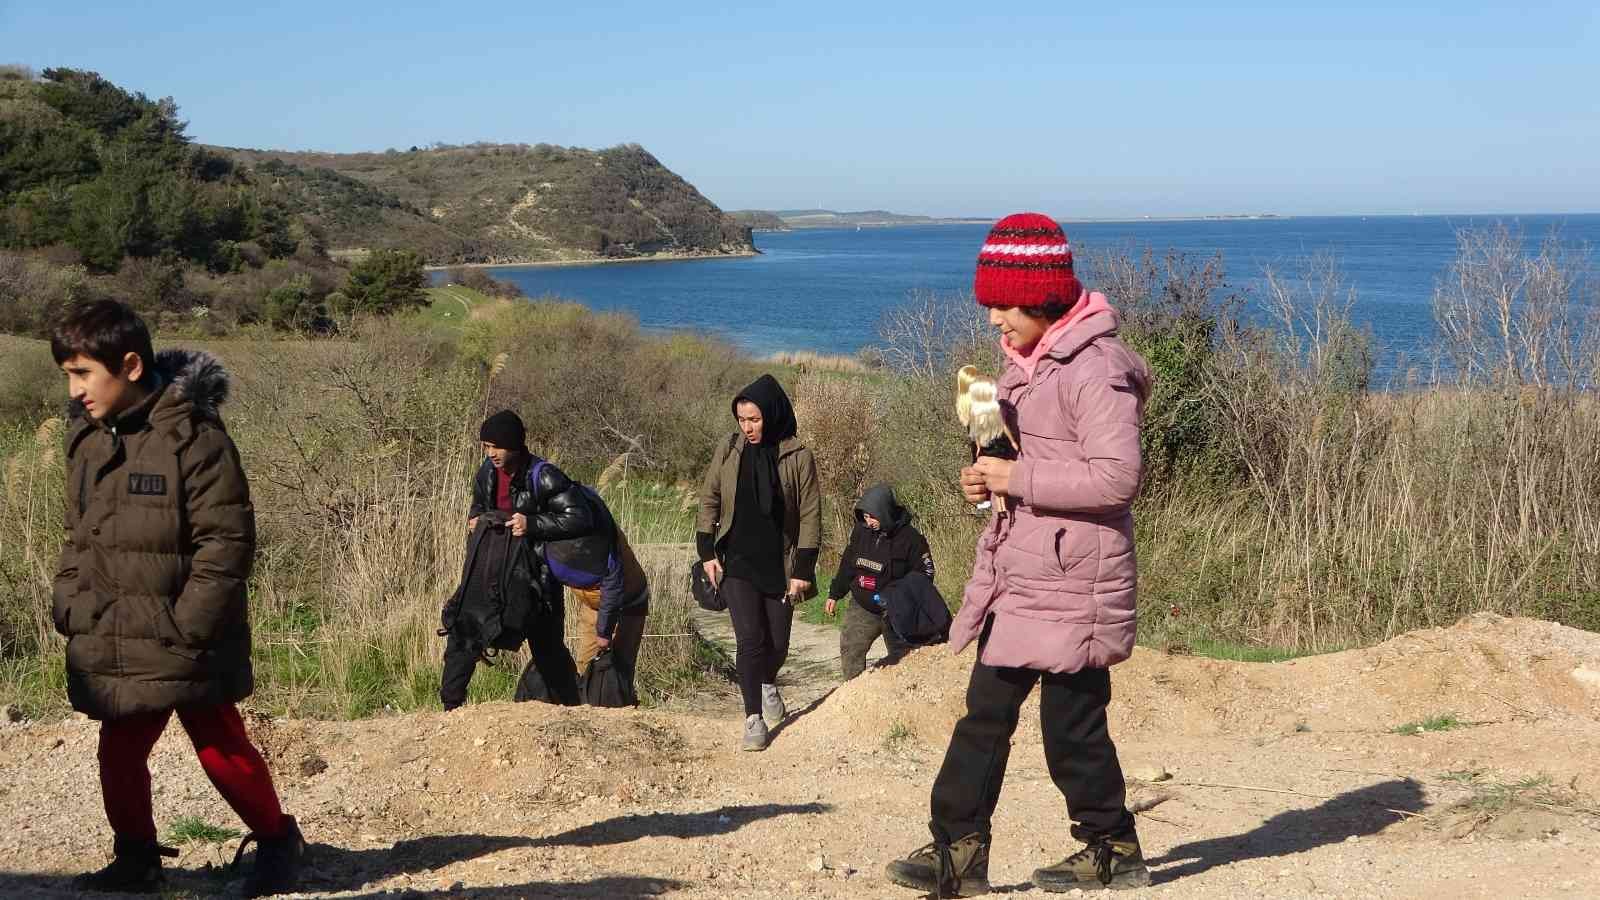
[72,836,178,893]
[884,832,991,897]
[234,815,307,898]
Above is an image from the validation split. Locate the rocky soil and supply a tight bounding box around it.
[3,613,1598,898]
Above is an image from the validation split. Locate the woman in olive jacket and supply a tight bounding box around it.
[697,374,821,751]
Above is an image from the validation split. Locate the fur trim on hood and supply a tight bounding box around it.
[65,348,232,424]
[157,348,231,421]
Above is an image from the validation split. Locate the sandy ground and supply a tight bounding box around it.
[2,612,1598,899]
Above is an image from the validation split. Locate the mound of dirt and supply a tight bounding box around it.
[245,703,713,833]
[781,614,1600,758]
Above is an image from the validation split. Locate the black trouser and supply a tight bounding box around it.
[440,600,580,710]
[929,658,1137,846]
[839,599,910,680]
[721,575,793,716]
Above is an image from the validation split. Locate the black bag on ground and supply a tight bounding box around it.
[881,572,952,647]
[690,561,726,612]
[514,662,553,703]
[578,649,638,707]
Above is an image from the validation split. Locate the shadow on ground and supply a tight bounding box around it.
[1146,779,1428,884]
[532,802,831,848]
[0,869,684,900]
[0,805,823,899]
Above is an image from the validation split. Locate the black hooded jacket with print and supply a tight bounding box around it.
[826,484,934,615]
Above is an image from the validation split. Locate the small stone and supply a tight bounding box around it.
[299,754,329,777]
[473,738,487,748]
[1344,835,1361,843]
[808,855,828,872]
[1130,765,1172,783]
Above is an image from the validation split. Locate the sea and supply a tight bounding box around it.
[433,215,1600,380]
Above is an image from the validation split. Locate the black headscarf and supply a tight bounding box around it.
[733,374,798,517]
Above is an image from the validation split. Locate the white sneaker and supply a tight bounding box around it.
[742,713,768,751]
[761,683,786,728]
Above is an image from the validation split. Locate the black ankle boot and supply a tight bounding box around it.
[235,814,307,898]
[72,836,178,893]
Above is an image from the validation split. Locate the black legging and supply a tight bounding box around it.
[721,575,794,716]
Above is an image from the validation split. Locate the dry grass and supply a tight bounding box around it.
[0,309,715,719]
[766,350,872,375]
[3,229,1597,719]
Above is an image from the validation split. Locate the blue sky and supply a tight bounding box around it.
[5,2,1597,217]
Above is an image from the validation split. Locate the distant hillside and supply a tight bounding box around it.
[765,209,992,228]
[224,143,755,265]
[0,67,322,273]
[729,210,788,231]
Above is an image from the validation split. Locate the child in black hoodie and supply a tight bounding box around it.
[826,483,935,679]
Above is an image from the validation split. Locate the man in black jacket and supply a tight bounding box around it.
[825,484,936,679]
[441,410,587,708]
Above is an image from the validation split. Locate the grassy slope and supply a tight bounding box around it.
[225,144,755,265]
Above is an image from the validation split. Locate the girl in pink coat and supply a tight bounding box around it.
[887,213,1154,897]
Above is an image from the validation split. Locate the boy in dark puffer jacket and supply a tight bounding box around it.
[825,483,935,679]
[51,301,304,897]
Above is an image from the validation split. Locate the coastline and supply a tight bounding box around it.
[424,249,759,272]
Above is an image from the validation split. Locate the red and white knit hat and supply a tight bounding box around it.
[973,212,1083,308]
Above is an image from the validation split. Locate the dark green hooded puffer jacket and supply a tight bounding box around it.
[53,349,255,720]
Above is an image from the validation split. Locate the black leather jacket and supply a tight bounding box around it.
[469,455,596,546]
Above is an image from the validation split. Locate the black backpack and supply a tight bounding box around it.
[882,572,953,647]
[439,511,538,652]
[578,649,637,707]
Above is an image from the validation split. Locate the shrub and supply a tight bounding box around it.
[343,248,427,316]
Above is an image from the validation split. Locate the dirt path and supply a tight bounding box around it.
[2,614,1598,899]
[688,604,885,717]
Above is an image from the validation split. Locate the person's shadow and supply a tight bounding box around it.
[4,803,830,898]
[530,802,830,848]
[1148,779,1427,884]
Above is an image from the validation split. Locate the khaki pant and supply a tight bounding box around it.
[839,599,910,680]
[573,588,647,677]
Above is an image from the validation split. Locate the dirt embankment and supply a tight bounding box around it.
[2,613,1597,898]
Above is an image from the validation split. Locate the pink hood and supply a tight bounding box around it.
[1001,290,1114,379]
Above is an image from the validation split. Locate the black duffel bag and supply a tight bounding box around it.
[579,648,638,707]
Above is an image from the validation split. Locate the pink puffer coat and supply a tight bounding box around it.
[950,296,1152,673]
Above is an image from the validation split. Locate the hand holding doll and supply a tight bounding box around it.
[957,365,1018,512]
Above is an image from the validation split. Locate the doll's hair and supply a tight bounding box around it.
[966,377,1007,448]
[956,365,980,427]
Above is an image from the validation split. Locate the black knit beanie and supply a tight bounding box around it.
[479,410,527,451]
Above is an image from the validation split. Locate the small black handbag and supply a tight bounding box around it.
[689,560,726,612]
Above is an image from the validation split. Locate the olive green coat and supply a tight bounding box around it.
[52,350,255,720]
[696,434,822,598]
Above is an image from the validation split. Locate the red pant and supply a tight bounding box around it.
[98,704,286,842]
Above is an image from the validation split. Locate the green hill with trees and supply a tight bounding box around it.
[224,142,755,264]
[0,66,752,338]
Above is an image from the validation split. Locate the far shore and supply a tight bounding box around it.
[422,249,759,272]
